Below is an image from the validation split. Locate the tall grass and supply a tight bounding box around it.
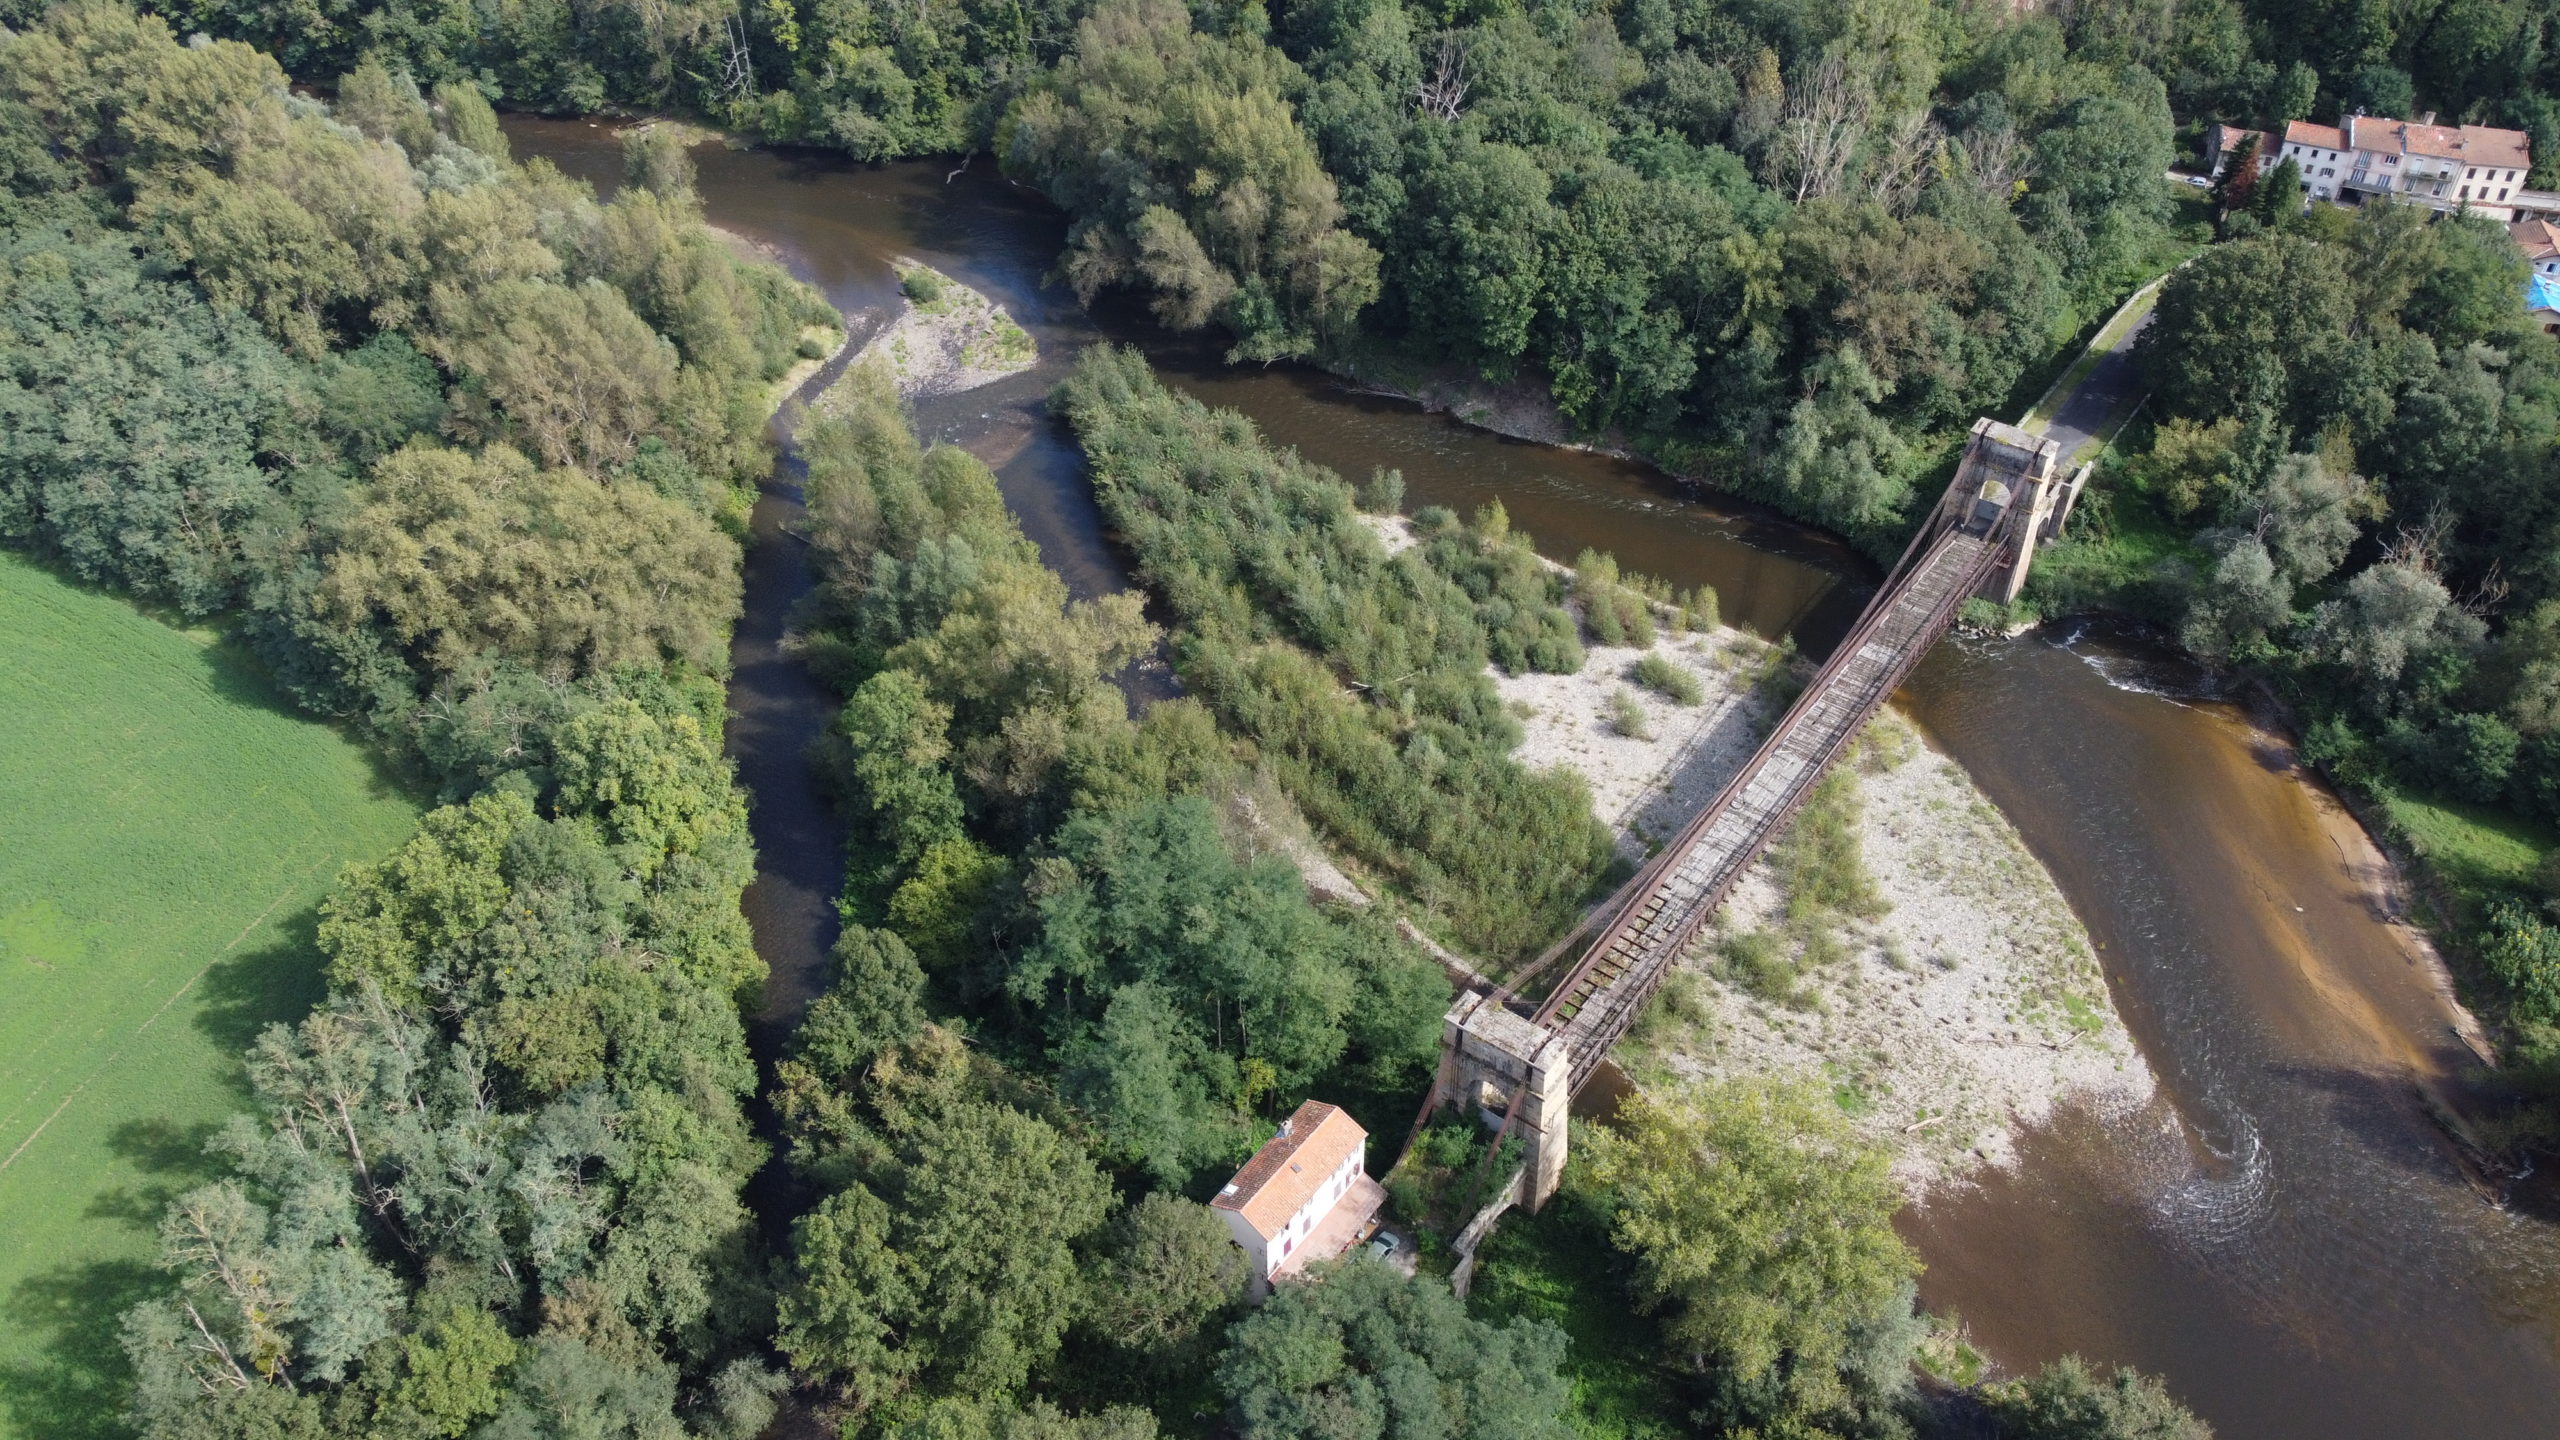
[1056,345,1614,957]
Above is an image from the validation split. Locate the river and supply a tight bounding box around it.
[507,118,2560,1437]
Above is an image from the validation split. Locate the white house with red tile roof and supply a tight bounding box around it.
[1211,1100,1385,1299]
[2279,113,2530,218]
[2205,124,2280,183]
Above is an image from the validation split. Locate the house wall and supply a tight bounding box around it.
[2281,140,2350,202]
[1218,1207,1272,1288]
[2453,162,2526,216]
[2305,139,2525,219]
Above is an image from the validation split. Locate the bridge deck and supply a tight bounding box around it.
[1532,525,2000,1088]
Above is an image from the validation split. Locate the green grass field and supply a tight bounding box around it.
[0,553,418,1440]
[2374,783,2558,905]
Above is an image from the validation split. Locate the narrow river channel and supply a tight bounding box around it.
[507,118,2560,1438]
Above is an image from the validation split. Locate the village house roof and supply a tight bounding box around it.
[2285,120,2346,151]
[1213,1101,1366,1240]
[2512,218,2560,264]
[2211,124,2281,166]
[2336,114,2531,170]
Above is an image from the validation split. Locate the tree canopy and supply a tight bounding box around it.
[1214,1259,1576,1440]
[1577,1081,1919,1415]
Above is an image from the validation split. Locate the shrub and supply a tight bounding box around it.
[1575,549,1656,648]
[2435,712,2521,804]
[1359,466,1406,514]
[1773,771,1886,925]
[2481,902,2560,1025]
[901,266,947,305]
[1631,653,1704,706]
[1609,687,1652,739]
[1984,1355,2213,1440]
[1718,929,1802,1007]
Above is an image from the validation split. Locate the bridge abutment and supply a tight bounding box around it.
[1442,992,1575,1211]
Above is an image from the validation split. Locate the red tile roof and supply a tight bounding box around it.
[2464,124,2533,171]
[2512,218,2560,263]
[2286,121,2346,151]
[1213,1101,1366,1240]
[2337,114,2530,170]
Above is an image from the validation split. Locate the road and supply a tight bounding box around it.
[2038,302,2155,463]
[2022,269,2175,465]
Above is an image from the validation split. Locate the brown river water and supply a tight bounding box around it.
[508,118,2560,1437]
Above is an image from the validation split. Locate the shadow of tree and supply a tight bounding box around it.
[83,1118,224,1232]
[189,626,422,811]
[191,906,330,1095]
[0,1113,238,1440]
[0,1258,156,1440]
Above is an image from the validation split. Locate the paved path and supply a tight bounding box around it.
[2023,272,2177,465]
[2039,304,2155,464]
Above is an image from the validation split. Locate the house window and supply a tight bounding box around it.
[2387,154,2400,165]
[2461,185,2471,198]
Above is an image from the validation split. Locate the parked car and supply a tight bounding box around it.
[1366,1232,1401,1262]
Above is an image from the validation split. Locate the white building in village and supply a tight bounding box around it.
[2204,123,2280,182]
[1211,1100,1385,1300]
[2276,113,2530,219]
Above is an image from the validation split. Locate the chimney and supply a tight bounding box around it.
[2421,111,2437,125]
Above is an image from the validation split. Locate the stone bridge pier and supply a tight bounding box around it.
[1440,992,1575,1211]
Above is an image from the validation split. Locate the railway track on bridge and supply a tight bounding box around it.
[1426,418,2089,1213]
[1536,524,2000,1087]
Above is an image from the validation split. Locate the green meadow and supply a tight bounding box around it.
[0,553,418,1440]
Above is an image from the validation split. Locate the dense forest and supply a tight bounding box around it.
[0,5,831,1436]
[58,0,2189,552]
[121,0,2560,544]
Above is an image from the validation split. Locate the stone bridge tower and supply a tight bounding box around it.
[1437,991,1576,1211]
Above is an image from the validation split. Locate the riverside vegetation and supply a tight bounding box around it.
[145,0,2208,546]
[115,0,2560,1128]
[2023,187,2560,1135]
[0,7,833,1438]
[1050,347,2201,1438]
